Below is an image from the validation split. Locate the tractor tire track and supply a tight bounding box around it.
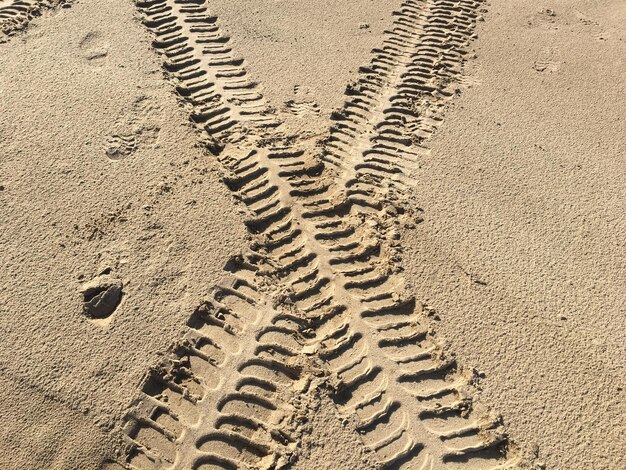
[246,141,520,468]
[296,1,524,467]
[0,0,69,41]
[135,0,279,153]
[105,0,525,468]
[108,263,313,469]
[324,0,481,212]
[210,1,519,463]
[107,4,321,467]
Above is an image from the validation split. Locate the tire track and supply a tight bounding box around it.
[105,1,318,467]
[245,141,520,468]
[298,1,523,467]
[0,0,68,40]
[108,263,313,469]
[106,0,525,468]
[135,0,279,154]
[224,0,522,465]
[324,0,481,211]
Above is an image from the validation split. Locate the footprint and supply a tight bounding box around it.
[533,47,561,73]
[104,95,163,160]
[594,31,610,41]
[79,270,123,323]
[285,99,321,116]
[105,134,136,160]
[284,85,321,117]
[458,74,482,88]
[573,8,611,41]
[524,8,561,30]
[79,31,109,62]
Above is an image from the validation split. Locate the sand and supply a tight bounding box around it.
[0,0,624,469]
[0,1,246,467]
[404,1,626,468]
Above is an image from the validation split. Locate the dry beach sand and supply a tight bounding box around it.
[0,0,624,469]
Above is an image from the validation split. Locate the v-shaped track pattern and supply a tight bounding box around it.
[98,0,525,469]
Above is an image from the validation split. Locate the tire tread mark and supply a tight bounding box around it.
[136,0,279,152]
[0,0,69,40]
[115,267,310,469]
[107,0,526,468]
[323,0,481,212]
[229,143,521,468]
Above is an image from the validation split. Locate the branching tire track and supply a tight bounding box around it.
[105,0,526,469]
[242,144,521,468]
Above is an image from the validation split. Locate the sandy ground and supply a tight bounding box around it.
[404,1,626,467]
[0,0,624,469]
[0,1,246,467]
